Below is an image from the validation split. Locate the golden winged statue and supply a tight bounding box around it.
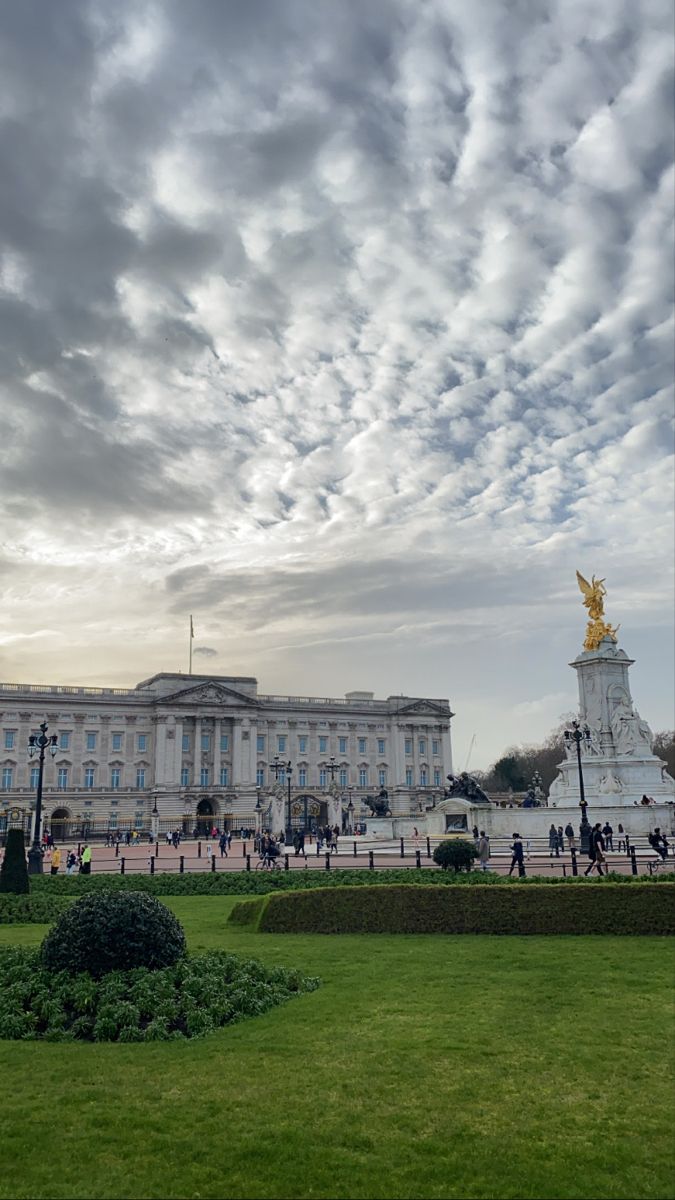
[576,571,620,650]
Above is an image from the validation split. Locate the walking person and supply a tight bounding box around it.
[477,830,491,872]
[80,844,92,875]
[565,822,576,851]
[616,823,627,852]
[508,834,526,877]
[548,823,559,857]
[584,823,606,876]
[219,833,228,858]
[602,821,614,851]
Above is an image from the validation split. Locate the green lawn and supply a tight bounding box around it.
[0,896,672,1200]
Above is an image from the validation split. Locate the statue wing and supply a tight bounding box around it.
[576,570,593,597]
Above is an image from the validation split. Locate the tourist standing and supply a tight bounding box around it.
[565,822,576,851]
[50,846,61,876]
[477,831,491,872]
[219,832,228,858]
[548,824,559,857]
[602,821,614,851]
[556,826,565,856]
[80,844,92,875]
[616,824,627,852]
[508,834,525,877]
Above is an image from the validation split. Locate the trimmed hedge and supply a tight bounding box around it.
[232,883,675,935]
[0,829,29,894]
[41,893,187,977]
[0,895,72,924]
[28,868,675,898]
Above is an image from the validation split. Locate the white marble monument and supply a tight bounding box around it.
[548,574,674,808]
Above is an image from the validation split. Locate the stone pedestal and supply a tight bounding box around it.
[549,636,674,807]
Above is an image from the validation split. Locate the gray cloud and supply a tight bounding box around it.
[0,0,672,762]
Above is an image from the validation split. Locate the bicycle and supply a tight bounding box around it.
[255,851,284,871]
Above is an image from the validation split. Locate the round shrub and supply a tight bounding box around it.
[433,839,477,872]
[40,891,186,977]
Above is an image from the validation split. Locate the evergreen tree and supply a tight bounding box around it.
[0,828,30,894]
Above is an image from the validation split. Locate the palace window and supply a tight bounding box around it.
[182,734,190,752]
[405,739,412,755]
[57,768,68,789]
[221,734,229,752]
[180,767,189,787]
[432,739,440,756]
[319,769,327,788]
[434,768,441,786]
[137,735,148,752]
[136,769,146,789]
[1,768,12,789]
[59,732,70,750]
[3,732,14,750]
[339,769,347,788]
[319,736,328,754]
[200,768,209,787]
[201,734,210,752]
[277,735,287,753]
[420,769,428,786]
[358,738,367,754]
[298,736,307,754]
[405,768,413,787]
[86,732,97,751]
[359,768,368,787]
[339,737,347,754]
[30,767,40,789]
[110,769,121,789]
[111,733,123,752]
[220,767,229,786]
[256,735,265,753]
[377,739,385,755]
[419,740,426,756]
[84,768,95,788]
[256,768,264,787]
[378,769,386,787]
[298,768,307,787]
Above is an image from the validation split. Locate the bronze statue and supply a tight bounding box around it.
[363,788,392,817]
[576,571,620,650]
[444,772,491,806]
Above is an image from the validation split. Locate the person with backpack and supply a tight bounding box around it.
[565,822,576,851]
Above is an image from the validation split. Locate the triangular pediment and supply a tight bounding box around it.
[394,700,452,717]
[160,681,260,708]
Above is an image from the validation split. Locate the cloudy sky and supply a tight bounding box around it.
[1,0,673,768]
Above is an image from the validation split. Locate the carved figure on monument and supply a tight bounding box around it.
[599,772,623,794]
[444,773,491,806]
[610,702,653,756]
[576,571,620,651]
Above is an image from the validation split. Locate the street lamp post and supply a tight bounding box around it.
[564,720,592,852]
[151,799,159,845]
[27,722,58,875]
[271,756,293,840]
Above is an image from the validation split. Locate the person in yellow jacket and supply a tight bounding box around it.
[50,846,61,876]
[81,845,92,875]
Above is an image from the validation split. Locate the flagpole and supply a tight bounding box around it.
[189,615,193,675]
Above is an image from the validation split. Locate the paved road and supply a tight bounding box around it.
[41,838,666,877]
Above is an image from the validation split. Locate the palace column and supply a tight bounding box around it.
[193,718,202,785]
[232,719,244,787]
[214,718,222,788]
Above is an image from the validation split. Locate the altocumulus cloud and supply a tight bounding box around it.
[0,0,673,765]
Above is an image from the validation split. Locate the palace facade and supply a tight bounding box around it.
[0,672,454,835]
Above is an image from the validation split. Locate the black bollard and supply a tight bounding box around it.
[197,841,202,858]
[211,854,216,872]
[284,854,289,871]
[353,841,357,857]
[179,855,184,874]
[426,836,431,859]
[242,841,247,857]
[630,846,638,876]
[562,862,567,877]
[368,850,374,870]
[115,842,119,858]
[325,852,331,871]
[150,856,155,875]
[400,837,405,858]
[246,854,251,872]
[571,848,578,876]
[415,849,421,869]
[120,857,125,875]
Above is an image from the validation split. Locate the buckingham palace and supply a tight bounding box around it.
[0,671,454,838]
